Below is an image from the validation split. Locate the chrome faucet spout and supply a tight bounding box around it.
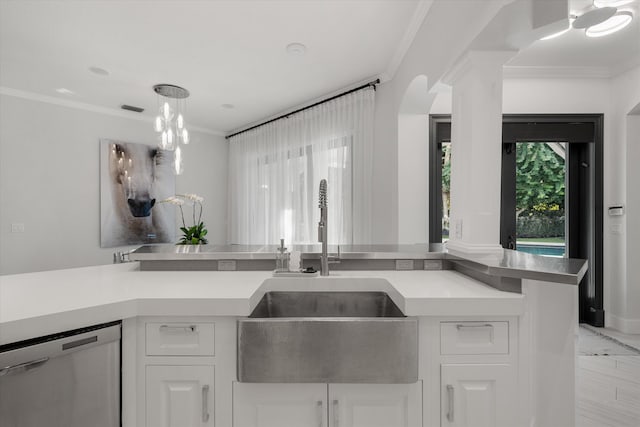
[318,179,329,276]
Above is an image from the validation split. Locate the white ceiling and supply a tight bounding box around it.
[0,0,423,134]
[1,0,639,135]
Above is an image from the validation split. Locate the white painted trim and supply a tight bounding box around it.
[0,86,225,137]
[606,312,640,334]
[503,65,612,79]
[381,0,434,82]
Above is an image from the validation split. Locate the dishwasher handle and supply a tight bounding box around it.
[0,357,49,377]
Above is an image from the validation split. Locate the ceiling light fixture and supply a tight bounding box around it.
[586,9,634,36]
[572,6,618,28]
[539,0,635,40]
[153,84,190,175]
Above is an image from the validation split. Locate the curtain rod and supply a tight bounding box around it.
[226,78,380,139]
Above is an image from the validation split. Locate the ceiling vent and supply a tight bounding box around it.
[121,104,144,113]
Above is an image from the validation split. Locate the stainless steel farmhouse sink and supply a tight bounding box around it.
[237,291,418,383]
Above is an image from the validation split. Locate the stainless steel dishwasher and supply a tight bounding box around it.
[0,321,121,427]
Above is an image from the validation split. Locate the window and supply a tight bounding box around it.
[228,88,374,246]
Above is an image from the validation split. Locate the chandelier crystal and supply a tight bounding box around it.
[153,84,190,175]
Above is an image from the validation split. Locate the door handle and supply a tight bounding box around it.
[0,357,49,377]
[446,384,454,422]
[159,324,197,333]
[202,385,210,423]
[456,323,493,330]
[332,399,339,427]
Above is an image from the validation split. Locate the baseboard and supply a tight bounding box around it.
[606,313,640,334]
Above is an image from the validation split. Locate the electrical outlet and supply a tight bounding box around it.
[395,259,414,270]
[11,223,25,233]
[218,260,237,271]
[424,260,442,270]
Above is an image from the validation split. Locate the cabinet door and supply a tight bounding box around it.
[146,365,214,427]
[233,383,328,427]
[328,382,422,427]
[441,364,516,427]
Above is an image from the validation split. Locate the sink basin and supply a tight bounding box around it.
[237,291,418,384]
[249,291,406,318]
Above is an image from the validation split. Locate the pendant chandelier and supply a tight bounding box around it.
[153,84,190,175]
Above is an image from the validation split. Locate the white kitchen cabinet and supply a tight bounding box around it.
[146,365,214,427]
[440,364,516,427]
[329,382,422,427]
[233,383,328,427]
[136,317,236,427]
[233,382,422,427]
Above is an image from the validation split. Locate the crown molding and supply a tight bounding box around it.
[0,86,225,136]
[382,0,434,82]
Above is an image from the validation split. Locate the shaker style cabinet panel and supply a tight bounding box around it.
[328,382,422,427]
[233,383,328,427]
[233,382,422,427]
[146,365,214,427]
[440,364,516,427]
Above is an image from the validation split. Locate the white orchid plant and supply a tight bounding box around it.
[159,193,208,245]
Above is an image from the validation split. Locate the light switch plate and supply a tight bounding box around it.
[395,259,414,270]
[218,260,237,271]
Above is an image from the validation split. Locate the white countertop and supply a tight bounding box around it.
[0,262,524,345]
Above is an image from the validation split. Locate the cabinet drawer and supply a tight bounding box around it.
[440,321,509,355]
[146,322,215,356]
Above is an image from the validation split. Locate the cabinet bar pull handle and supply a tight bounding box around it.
[456,323,492,330]
[333,399,339,427]
[446,384,454,422]
[159,324,196,333]
[202,385,210,423]
[316,400,323,427]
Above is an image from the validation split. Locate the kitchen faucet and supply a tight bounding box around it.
[318,179,329,275]
[318,179,340,275]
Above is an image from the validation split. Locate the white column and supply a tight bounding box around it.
[443,51,515,256]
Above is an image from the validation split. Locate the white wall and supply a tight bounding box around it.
[398,114,429,243]
[372,0,506,243]
[0,93,228,275]
[613,66,640,333]
[429,69,640,332]
[625,113,640,332]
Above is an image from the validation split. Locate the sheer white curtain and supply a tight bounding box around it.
[228,87,374,245]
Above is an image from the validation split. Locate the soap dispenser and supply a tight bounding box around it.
[276,238,290,272]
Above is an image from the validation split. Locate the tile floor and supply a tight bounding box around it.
[577,326,640,427]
